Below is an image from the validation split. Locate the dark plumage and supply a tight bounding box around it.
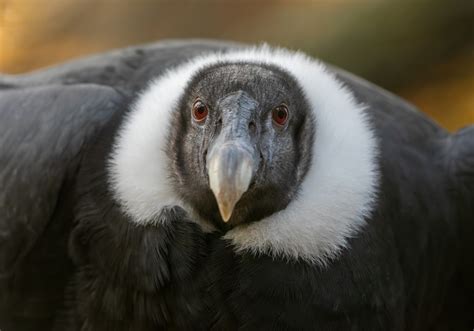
[0,40,473,331]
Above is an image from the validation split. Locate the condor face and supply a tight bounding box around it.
[171,62,314,229]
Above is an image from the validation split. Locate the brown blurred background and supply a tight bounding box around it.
[0,0,472,131]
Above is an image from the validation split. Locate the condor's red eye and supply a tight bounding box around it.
[272,104,289,126]
[192,99,208,123]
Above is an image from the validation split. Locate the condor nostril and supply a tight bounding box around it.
[248,121,256,134]
[215,117,223,135]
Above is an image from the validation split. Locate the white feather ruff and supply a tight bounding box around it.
[108,45,379,264]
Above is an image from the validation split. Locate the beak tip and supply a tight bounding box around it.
[217,200,235,223]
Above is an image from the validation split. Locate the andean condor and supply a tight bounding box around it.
[0,40,473,330]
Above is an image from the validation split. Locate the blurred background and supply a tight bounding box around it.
[0,0,472,131]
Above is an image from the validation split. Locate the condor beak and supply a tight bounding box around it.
[208,143,255,222]
[206,91,259,223]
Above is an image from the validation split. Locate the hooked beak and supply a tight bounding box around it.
[206,91,259,223]
[208,143,255,222]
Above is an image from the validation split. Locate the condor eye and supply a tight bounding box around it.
[272,104,289,126]
[192,99,208,123]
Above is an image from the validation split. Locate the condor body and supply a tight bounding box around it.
[0,40,473,330]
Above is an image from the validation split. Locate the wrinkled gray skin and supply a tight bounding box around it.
[167,62,315,229]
